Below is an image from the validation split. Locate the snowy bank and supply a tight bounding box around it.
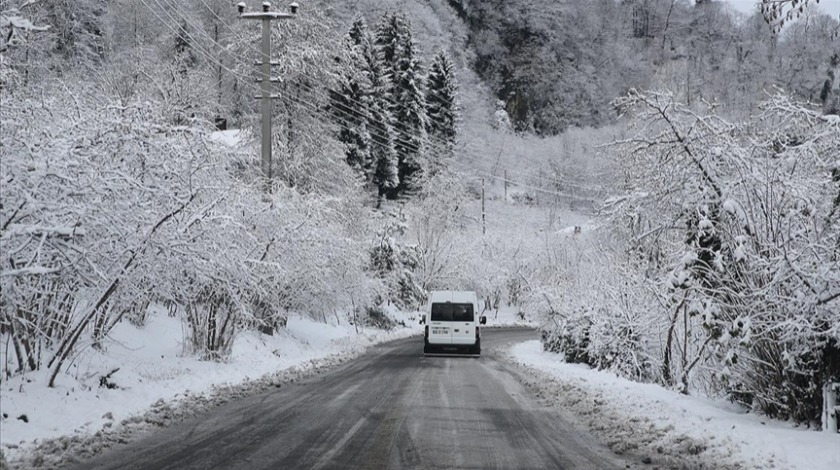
[506,340,840,470]
[482,305,538,328]
[1,312,418,469]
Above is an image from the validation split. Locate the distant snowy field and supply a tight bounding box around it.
[1,307,419,466]
[507,340,840,470]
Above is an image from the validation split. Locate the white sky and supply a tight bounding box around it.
[726,0,840,18]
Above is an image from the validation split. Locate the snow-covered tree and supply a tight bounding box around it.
[330,15,399,206]
[760,0,821,32]
[351,18,399,205]
[425,50,459,170]
[331,31,374,175]
[376,12,428,198]
[820,53,840,115]
[0,14,376,384]
[0,7,49,88]
[609,90,840,423]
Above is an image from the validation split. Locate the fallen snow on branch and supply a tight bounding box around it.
[0,266,61,277]
[3,224,86,238]
[505,340,840,470]
[0,14,50,31]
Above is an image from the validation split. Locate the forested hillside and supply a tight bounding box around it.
[451,0,839,133]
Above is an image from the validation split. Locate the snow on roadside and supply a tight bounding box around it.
[208,129,248,147]
[505,340,840,470]
[1,311,418,469]
[482,305,538,328]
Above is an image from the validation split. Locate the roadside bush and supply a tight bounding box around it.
[607,90,840,424]
[364,306,398,330]
[541,315,591,365]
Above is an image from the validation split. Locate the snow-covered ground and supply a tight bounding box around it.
[482,305,537,328]
[506,340,840,470]
[1,308,419,468]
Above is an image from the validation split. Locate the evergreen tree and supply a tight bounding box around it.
[425,51,459,171]
[375,13,410,77]
[333,15,398,206]
[173,19,199,72]
[330,38,373,175]
[370,103,400,207]
[376,13,428,198]
[362,26,400,205]
[348,15,367,47]
[821,53,840,116]
[45,0,106,64]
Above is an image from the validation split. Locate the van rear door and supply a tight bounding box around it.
[428,303,452,345]
[450,303,475,345]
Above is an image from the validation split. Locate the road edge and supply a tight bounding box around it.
[2,330,420,470]
[497,340,765,470]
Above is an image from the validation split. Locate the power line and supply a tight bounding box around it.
[151,0,596,191]
[137,0,604,201]
[272,90,598,201]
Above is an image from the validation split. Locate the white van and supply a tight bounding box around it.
[420,291,487,355]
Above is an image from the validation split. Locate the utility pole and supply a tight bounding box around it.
[481,178,486,236]
[237,1,298,181]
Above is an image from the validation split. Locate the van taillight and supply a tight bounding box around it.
[425,325,429,339]
[476,326,480,339]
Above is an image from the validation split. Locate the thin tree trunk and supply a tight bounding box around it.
[663,294,686,385]
[681,335,714,394]
[7,318,26,373]
[207,303,217,354]
[14,310,37,372]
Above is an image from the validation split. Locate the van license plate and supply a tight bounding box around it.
[431,328,448,334]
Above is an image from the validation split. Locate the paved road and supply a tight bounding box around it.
[75,329,631,470]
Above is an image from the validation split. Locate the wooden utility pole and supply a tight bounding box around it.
[237,2,298,180]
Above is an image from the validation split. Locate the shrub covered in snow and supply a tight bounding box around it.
[600,90,840,424]
[532,229,655,382]
[0,78,374,385]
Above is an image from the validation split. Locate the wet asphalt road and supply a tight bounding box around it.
[74,328,630,470]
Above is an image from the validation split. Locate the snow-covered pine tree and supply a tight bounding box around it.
[355,19,399,206]
[193,0,239,123]
[330,30,374,176]
[425,50,459,172]
[376,12,428,198]
[348,14,367,47]
[374,12,409,77]
[38,0,106,65]
[172,19,199,71]
[821,53,840,115]
[391,36,429,197]
[370,110,400,207]
[335,15,399,206]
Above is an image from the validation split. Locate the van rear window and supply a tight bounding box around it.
[431,303,474,322]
